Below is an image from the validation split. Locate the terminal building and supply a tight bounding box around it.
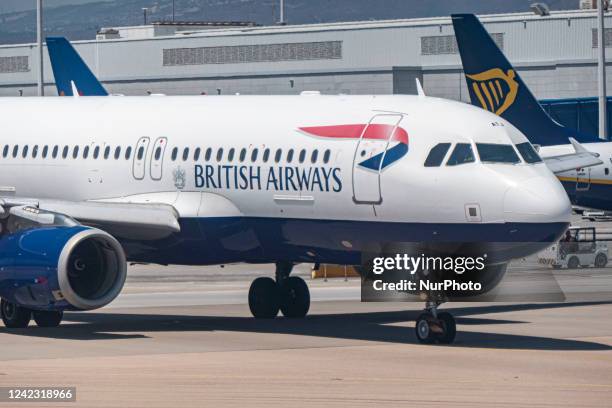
[0,8,611,107]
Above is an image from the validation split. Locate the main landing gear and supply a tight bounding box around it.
[0,299,63,328]
[248,262,310,319]
[415,301,456,344]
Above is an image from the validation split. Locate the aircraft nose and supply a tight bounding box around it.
[503,175,571,223]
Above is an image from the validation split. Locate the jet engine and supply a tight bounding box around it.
[0,221,126,312]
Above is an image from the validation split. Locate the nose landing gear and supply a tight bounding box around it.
[415,301,456,344]
[248,263,310,319]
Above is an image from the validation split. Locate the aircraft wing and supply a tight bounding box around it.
[0,198,180,240]
[541,138,603,174]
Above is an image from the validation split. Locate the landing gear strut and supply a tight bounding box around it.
[415,301,456,344]
[248,263,310,319]
[1,299,63,328]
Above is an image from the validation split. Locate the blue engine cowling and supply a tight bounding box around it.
[0,225,127,311]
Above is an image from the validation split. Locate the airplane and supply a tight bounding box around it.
[26,35,600,342]
[0,91,575,344]
[452,13,612,211]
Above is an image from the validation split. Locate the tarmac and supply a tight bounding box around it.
[0,261,610,407]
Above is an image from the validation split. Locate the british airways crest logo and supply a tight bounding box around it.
[299,124,409,170]
[466,68,518,116]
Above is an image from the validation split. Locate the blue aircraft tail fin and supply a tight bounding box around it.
[451,13,600,146]
[46,37,108,96]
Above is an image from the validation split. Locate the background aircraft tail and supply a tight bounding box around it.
[451,13,601,146]
[46,37,108,96]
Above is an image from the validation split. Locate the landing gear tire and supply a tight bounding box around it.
[248,277,280,318]
[280,276,310,318]
[32,310,63,328]
[415,310,457,345]
[567,256,580,269]
[436,312,456,344]
[415,312,435,344]
[595,253,608,268]
[0,299,31,328]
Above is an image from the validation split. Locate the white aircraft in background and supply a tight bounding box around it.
[0,92,574,344]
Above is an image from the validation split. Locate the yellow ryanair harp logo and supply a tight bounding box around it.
[466,68,519,116]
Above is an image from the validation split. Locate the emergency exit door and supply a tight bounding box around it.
[150,137,167,180]
[352,114,403,204]
[132,137,150,180]
[576,168,591,191]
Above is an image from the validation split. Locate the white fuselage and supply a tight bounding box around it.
[540,142,612,210]
[0,94,570,265]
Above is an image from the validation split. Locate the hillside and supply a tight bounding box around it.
[0,0,582,45]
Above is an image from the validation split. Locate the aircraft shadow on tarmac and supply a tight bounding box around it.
[1,301,610,351]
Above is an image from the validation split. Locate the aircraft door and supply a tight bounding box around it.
[132,137,150,180]
[352,114,403,204]
[150,137,167,180]
[576,168,591,191]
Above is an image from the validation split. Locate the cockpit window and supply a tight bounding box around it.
[424,143,451,167]
[515,142,542,164]
[446,143,475,166]
[476,143,520,164]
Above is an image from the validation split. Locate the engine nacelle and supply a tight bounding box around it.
[0,225,126,311]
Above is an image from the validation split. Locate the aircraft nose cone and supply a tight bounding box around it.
[503,176,571,223]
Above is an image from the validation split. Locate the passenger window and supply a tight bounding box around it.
[424,143,451,167]
[93,146,100,159]
[72,146,79,159]
[275,149,282,163]
[2,145,8,158]
[62,146,68,159]
[154,147,162,160]
[323,149,331,164]
[83,146,90,159]
[125,146,132,160]
[171,147,178,161]
[114,146,121,159]
[299,149,306,163]
[182,147,189,161]
[12,145,18,158]
[515,142,542,164]
[205,148,212,161]
[194,147,201,161]
[52,145,58,158]
[32,145,38,158]
[446,143,475,166]
[138,146,145,160]
[606,168,610,176]
[22,145,29,158]
[311,150,318,163]
[104,146,110,159]
[239,148,246,162]
[216,148,224,162]
[476,143,520,164]
[287,149,294,163]
[251,148,258,162]
[263,148,270,162]
[42,145,48,158]
[228,148,235,162]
